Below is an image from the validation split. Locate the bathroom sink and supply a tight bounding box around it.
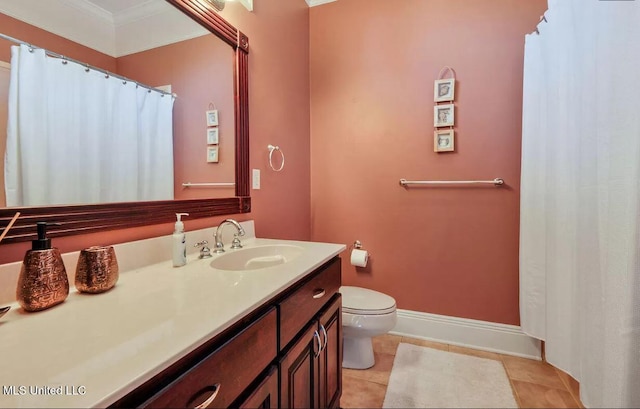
[210,245,304,271]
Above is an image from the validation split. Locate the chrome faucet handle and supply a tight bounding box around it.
[230,234,243,249]
[194,241,212,259]
[213,233,225,253]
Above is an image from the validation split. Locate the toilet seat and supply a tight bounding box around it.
[340,286,396,315]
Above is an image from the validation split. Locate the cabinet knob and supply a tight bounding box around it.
[192,383,221,409]
[312,289,326,299]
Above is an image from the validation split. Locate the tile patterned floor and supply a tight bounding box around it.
[341,334,584,409]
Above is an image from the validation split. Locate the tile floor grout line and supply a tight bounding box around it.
[502,356,572,392]
[503,363,524,408]
[554,367,583,408]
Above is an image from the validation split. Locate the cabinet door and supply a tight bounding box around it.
[318,295,342,409]
[239,365,279,408]
[279,323,321,409]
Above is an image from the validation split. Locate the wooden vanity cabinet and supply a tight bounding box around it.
[143,308,278,408]
[111,256,342,409]
[238,365,279,408]
[279,295,342,409]
[318,296,342,409]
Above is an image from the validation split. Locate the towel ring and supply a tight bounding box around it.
[268,144,285,172]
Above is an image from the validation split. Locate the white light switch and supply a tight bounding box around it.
[252,169,261,190]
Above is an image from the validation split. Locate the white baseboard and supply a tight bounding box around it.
[390,309,542,360]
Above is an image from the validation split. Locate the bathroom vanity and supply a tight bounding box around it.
[116,256,343,408]
[0,230,345,409]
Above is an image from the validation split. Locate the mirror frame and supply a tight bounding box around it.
[0,0,250,244]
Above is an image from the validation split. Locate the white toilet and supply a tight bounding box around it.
[340,286,397,369]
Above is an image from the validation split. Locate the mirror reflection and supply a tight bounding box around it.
[0,0,236,208]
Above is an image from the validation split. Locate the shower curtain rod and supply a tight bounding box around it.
[0,32,176,98]
[534,14,548,35]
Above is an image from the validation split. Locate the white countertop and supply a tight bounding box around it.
[0,236,345,408]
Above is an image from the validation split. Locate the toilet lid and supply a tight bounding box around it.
[340,286,396,315]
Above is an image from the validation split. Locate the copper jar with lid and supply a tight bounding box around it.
[75,246,119,294]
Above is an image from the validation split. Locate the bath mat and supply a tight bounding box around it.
[382,343,517,408]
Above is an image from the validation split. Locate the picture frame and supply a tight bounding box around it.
[434,78,455,102]
[207,127,219,145]
[434,129,455,152]
[206,146,219,163]
[206,109,219,126]
[434,104,455,127]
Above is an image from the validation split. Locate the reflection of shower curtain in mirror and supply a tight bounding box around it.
[0,61,9,208]
[4,44,174,206]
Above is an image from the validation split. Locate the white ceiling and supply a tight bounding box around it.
[0,0,337,57]
[87,0,152,14]
[0,0,208,57]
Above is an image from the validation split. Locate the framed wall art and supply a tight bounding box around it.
[434,129,455,152]
[206,146,219,163]
[434,78,455,102]
[207,127,219,145]
[206,109,219,127]
[434,104,455,127]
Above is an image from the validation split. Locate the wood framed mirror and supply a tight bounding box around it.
[0,0,250,244]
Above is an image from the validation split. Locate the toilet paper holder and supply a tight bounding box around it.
[350,240,371,256]
[350,240,371,268]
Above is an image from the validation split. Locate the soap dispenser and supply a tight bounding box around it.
[16,222,69,312]
[172,213,189,267]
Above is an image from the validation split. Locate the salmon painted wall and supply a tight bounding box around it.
[309,0,547,325]
[219,0,312,240]
[117,36,236,200]
[0,1,311,265]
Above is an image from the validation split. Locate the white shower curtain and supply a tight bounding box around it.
[4,44,174,207]
[520,0,640,407]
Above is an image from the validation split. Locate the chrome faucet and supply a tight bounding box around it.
[213,219,245,253]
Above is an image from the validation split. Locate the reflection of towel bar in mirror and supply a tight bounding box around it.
[182,182,236,188]
[400,178,505,186]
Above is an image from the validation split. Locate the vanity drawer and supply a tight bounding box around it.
[144,307,277,409]
[279,257,341,349]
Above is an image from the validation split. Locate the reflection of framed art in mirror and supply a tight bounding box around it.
[207,128,219,145]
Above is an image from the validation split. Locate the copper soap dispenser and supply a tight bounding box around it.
[16,222,69,312]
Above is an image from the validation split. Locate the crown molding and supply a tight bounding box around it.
[113,0,167,27]
[305,0,337,7]
[0,0,116,55]
[60,0,112,21]
[0,0,214,58]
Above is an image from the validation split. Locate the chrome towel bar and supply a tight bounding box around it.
[399,178,504,186]
[182,182,235,187]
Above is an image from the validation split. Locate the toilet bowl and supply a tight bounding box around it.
[341,286,397,369]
